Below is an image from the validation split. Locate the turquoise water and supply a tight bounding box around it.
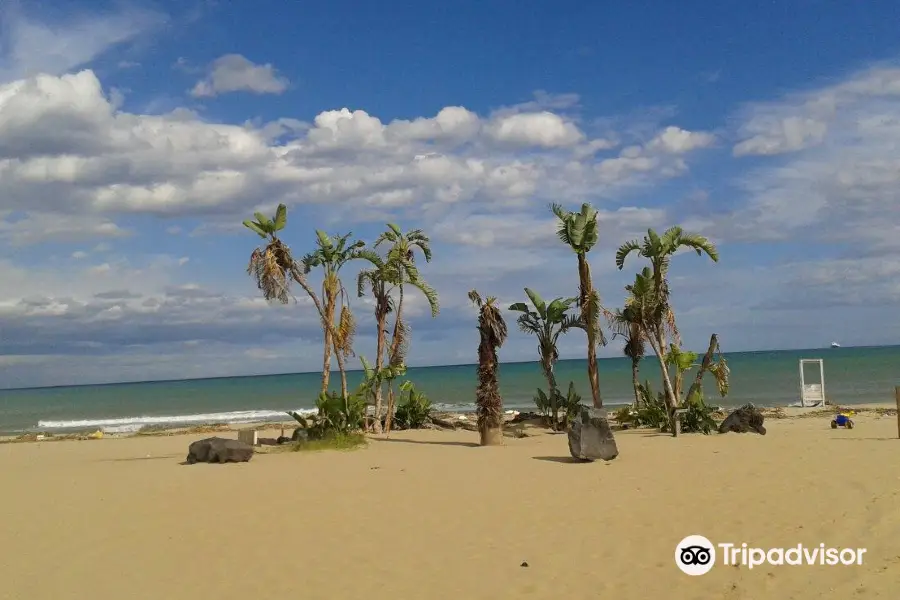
[0,346,897,434]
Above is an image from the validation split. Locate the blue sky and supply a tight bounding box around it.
[2,0,900,388]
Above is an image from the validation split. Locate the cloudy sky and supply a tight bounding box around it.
[1,0,899,389]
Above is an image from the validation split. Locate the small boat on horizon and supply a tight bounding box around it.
[830,341,841,348]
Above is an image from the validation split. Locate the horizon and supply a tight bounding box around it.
[3,343,893,392]
[2,1,900,389]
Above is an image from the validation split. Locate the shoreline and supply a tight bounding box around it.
[4,401,895,444]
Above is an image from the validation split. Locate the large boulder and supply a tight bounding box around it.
[567,405,619,461]
[291,427,309,443]
[718,404,767,435]
[186,437,254,464]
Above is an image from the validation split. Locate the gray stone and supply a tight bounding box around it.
[717,404,766,435]
[186,437,254,464]
[567,405,619,461]
[291,427,309,443]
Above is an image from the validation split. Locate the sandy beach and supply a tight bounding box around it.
[2,408,899,600]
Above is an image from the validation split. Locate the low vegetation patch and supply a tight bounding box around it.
[291,431,367,452]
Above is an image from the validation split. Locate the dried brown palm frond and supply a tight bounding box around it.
[333,304,357,359]
[247,241,296,304]
[387,314,410,367]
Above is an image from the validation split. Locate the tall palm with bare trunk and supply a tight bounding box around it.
[468,290,508,446]
[508,288,580,430]
[551,202,606,408]
[609,299,647,407]
[243,205,344,390]
[615,226,718,421]
[300,231,376,399]
[357,253,396,433]
[375,224,438,435]
[376,224,435,359]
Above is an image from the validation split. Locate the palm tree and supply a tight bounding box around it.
[300,231,376,399]
[243,205,340,384]
[620,267,673,409]
[357,253,398,433]
[550,202,606,408]
[375,224,438,435]
[469,290,508,446]
[610,307,646,407]
[615,226,718,421]
[375,224,435,360]
[508,288,580,430]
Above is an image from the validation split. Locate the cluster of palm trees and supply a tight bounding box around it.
[468,202,722,444]
[243,206,438,434]
[243,200,722,445]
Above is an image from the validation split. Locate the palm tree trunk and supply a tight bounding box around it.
[577,254,602,408]
[480,423,503,445]
[388,284,405,361]
[287,265,338,395]
[372,308,387,433]
[541,353,559,430]
[586,339,601,408]
[631,358,641,406]
[320,291,335,394]
[653,329,679,436]
[477,338,504,446]
[384,381,395,436]
[335,348,348,403]
[642,326,677,431]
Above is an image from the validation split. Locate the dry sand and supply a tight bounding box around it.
[2,410,899,599]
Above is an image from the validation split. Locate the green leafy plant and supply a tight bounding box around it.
[509,288,580,430]
[612,404,637,426]
[632,381,670,430]
[288,390,366,439]
[558,381,583,428]
[533,382,583,429]
[533,388,551,417]
[678,398,718,434]
[290,431,367,452]
[393,381,433,429]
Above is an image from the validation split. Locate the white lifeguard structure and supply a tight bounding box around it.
[799,358,826,407]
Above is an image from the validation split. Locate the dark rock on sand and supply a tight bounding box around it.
[291,427,309,443]
[185,437,254,464]
[567,406,619,461]
[718,404,767,435]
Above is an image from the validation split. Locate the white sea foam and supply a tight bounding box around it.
[37,408,317,434]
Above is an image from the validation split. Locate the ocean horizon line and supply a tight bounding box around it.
[3,343,894,393]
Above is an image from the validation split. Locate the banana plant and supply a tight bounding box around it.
[509,288,580,430]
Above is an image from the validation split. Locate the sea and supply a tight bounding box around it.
[1,346,897,435]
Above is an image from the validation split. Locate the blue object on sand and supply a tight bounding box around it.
[835,414,851,426]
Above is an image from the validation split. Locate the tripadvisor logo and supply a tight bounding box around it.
[675,535,867,576]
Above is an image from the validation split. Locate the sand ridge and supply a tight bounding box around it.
[2,412,899,599]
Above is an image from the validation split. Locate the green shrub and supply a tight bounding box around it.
[532,382,583,429]
[533,388,551,417]
[393,382,433,429]
[288,390,367,439]
[678,392,718,434]
[291,431,367,452]
[634,381,670,430]
[612,404,637,426]
[558,382,583,427]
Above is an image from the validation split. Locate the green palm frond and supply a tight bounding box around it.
[406,276,440,317]
[615,239,640,270]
